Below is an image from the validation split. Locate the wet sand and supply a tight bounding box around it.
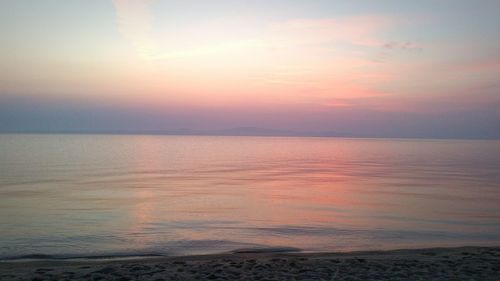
[1,246,499,280]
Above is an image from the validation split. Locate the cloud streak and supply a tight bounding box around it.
[112,0,158,58]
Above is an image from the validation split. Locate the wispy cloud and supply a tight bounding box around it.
[149,39,266,60]
[382,41,423,51]
[116,13,394,61]
[109,7,405,108]
[449,57,500,73]
[112,0,158,58]
[267,15,393,48]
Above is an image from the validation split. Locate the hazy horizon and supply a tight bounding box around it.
[2,127,500,140]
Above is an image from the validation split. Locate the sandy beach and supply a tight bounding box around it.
[0,246,498,280]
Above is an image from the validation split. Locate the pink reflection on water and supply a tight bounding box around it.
[128,136,162,247]
[110,136,500,253]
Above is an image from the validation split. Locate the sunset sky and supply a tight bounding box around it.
[1,0,499,138]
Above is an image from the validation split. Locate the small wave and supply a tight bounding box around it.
[0,247,302,262]
[0,253,164,262]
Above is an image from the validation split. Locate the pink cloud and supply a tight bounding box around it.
[267,15,393,48]
[451,58,500,73]
[365,83,500,114]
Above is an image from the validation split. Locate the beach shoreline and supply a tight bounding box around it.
[1,246,498,280]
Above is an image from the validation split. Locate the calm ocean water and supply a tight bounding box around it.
[0,134,499,259]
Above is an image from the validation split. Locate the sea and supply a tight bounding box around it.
[0,134,499,260]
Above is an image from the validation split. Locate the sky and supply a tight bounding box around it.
[1,0,499,138]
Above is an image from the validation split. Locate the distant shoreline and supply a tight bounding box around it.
[1,246,499,280]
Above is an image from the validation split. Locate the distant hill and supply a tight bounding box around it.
[216,127,298,136]
[156,127,351,137]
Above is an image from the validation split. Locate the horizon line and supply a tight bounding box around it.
[1,130,499,141]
